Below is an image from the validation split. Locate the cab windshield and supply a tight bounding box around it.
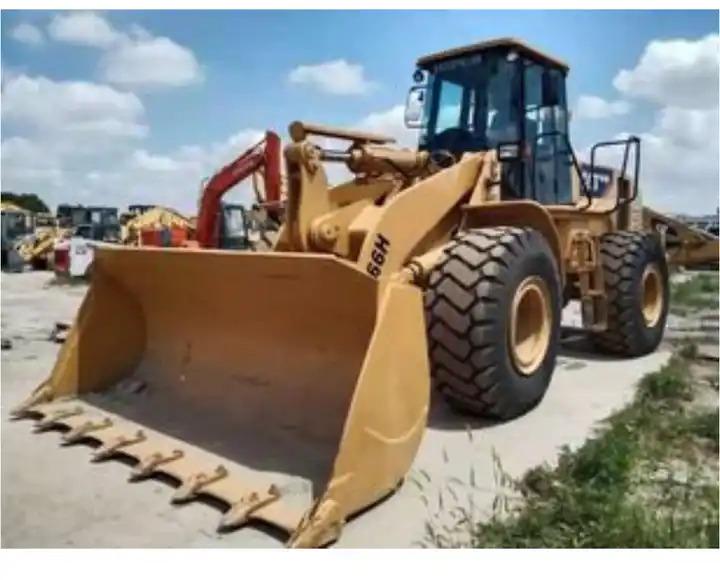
[220,205,253,250]
[419,51,521,154]
[223,206,247,239]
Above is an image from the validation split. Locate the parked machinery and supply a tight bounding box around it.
[52,206,120,279]
[120,206,194,247]
[14,38,671,547]
[643,207,719,269]
[1,202,34,270]
[194,131,283,249]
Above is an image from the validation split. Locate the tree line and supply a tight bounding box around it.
[1,192,50,214]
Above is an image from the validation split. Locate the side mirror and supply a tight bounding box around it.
[404,86,426,129]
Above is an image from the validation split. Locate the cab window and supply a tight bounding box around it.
[434,80,463,133]
[523,61,572,204]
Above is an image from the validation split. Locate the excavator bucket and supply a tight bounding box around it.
[13,245,430,547]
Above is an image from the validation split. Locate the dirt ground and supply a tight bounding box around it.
[1,270,672,548]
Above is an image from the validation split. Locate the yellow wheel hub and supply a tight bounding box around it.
[641,263,663,327]
[509,276,552,376]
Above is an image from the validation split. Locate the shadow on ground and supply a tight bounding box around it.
[427,326,620,431]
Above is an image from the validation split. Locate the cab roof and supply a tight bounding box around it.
[416,37,569,72]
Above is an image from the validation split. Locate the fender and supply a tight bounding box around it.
[462,200,564,279]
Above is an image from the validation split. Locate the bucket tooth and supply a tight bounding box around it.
[171,465,228,504]
[33,406,84,432]
[11,383,53,417]
[129,449,184,481]
[218,485,281,531]
[62,417,113,444]
[92,430,146,462]
[287,499,344,549]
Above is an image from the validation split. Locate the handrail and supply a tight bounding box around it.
[589,136,641,215]
[527,132,641,215]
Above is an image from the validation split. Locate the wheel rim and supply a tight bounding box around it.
[509,276,552,376]
[641,263,663,327]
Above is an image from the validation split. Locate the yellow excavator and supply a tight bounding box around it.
[13,38,689,547]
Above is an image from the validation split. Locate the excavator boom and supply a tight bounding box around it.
[195,131,281,247]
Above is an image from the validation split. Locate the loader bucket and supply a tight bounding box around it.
[14,245,430,547]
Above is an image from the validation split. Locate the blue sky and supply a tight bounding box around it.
[2,10,718,213]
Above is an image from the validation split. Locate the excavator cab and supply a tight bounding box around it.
[218,203,253,250]
[406,38,573,205]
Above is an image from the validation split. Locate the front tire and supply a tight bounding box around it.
[425,227,561,420]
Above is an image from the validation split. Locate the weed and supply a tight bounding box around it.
[637,356,692,404]
[678,340,699,360]
[426,350,719,548]
[671,273,719,311]
[680,409,719,452]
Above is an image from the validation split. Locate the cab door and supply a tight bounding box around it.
[522,62,572,204]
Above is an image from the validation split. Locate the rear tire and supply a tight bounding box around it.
[593,232,668,356]
[425,227,561,420]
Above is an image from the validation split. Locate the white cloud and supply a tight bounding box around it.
[1,137,65,190]
[1,109,267,213]
[46,12,202,90]
[589,108,719,214]
[356,104,418,148]
[48,12,121,48]
[1,61,20,87]
[101,37,202,89]
[2,101,415,212]
[2,74,147,139]
[1,74,151,208]
[613,34,720,109]
[582,34,719,214]
[637,107,718,212]
[131,150,182,172]
[574,95,632,120]
[100,129,267,211]
[289,60,376,95]
[11,23,45,46]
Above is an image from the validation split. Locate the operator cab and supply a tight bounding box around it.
[57,204,121,242]
[406,37,573,205]
[219,203,253,250]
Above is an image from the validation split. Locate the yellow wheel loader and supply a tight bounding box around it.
[13,38,670,547]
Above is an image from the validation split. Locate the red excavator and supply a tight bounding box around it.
[195,131,283,249]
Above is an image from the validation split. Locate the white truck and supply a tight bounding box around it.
[53,237,96,280]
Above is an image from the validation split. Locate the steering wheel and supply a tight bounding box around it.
[429,149,456,170]
[432,127,474,153]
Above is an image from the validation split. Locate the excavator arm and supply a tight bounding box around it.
[195,131,281,248]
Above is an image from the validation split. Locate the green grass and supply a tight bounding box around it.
[428,354,719,549]
[671,273,719,311]
[678,409,719,453]
[636,355,693,404]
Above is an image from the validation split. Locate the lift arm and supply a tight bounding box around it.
[195,131,281,248]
